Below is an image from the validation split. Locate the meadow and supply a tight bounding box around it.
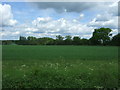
[2,45,118,88]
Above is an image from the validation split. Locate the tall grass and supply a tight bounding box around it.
[2,45,118,88]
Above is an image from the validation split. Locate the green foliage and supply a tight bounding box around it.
[65,35,72,40]
[73,36,81,45]
[55,35,64,45]
[90,28,112,45]
[64,35,72,45]
[56,35,64,41]
[2,40,16,45]
[3,60,118,88]
[111,33,120,46]
[81,38,89,45]
[37,37,54,45]
[2,45,118,88]
[27,36,36,41]
[20,36,26,41]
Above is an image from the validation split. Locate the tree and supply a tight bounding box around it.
[41,37,54,45]
[56,35,64,45]
[56,35,64,40]
[81,38,89,45]
[26,36,37,45]
[27,36,36,41]
[90,28,112,45]
[111,33,120,46]
[65,35,72,45]
[73,36,81,45]
[2,40,14,45]
[20,36,26,41]
[18,36,27,45]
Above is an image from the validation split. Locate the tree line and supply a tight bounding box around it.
[2,28,120,46]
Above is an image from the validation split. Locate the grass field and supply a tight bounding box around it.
[2,45,118,88]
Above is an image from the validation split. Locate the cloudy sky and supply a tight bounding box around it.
[0,2,119,40]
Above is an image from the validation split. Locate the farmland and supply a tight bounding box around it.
[2,45,118,88]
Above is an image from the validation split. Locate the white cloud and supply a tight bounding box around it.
[92,2,118,16]
[108,2,118,16]
[87,2,118,36]
[80,14,84,17]
[95,13,111,21]
[79,13,84,20]
[25,27,38,32]
[88,13,118,29]
[32,17,52,26]
[2,17,94,39]
[31,17,94,38]
[1,2,118,40]
[0,4,17,27]
[1,31,20,40]
[111,29,118,35]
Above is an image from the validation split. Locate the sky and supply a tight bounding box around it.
[0,2,119,40]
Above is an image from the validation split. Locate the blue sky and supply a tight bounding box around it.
[3,2,93,23]
[0,2,118,40]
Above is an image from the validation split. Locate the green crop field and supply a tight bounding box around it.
[2,45,118,88]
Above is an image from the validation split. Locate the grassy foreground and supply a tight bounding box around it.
[2,45,118,88]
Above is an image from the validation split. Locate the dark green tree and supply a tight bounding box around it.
[65,35,72,45]
[56,35,64,41]
[111,33,120,46]
[56,35,64,45]
[73,36,81,45]
[35,37,54,45]
[81,38,89,45]
[20,36,26,41]
[90,28,112,45]
[26,36,37,45]
[18,36,27,45]
[27,36,36,41]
